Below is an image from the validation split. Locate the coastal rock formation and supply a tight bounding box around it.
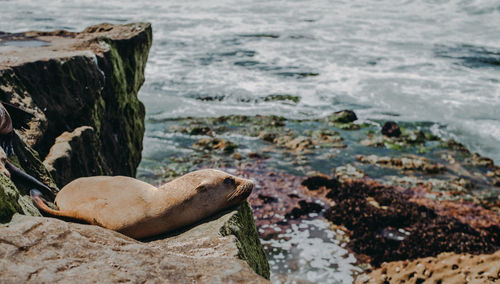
[0,203,270,283]
[356,154,445,174]
[0,22,152,184]
[0,134,55,222]
[355,250,500,284]
[43,126,105,187]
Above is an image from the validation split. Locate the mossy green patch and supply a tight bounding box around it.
[220,202,270,279]
[0,174,23,223]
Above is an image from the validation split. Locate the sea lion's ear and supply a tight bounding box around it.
[195,182,209,192]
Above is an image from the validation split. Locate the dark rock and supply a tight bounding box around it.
[258,194,278,203]
[192,137,238,154]
[356,154,446,174]
[263,94,300,104]
[249,152,265,159]
[381,121,401,137]
[328,110,358,123]
[285,200,323,220]
[301,175,339,190]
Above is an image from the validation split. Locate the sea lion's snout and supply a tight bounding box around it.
[231,178,254,202]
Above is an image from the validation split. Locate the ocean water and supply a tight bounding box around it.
[1,0,499,164]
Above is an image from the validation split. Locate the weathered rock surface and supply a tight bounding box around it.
[0,22,152,184]
[355,250,500,284]
[0,133,55,222]
[0,203,270,283]
[43,126,105,187]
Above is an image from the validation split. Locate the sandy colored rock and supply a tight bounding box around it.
[356,154,445,174]
[0,204,269,283]
[355,250,500,284]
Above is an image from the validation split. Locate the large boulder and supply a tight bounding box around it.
[0,22,152,184]
[0,203,270,283]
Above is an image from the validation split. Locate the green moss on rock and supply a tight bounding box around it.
[0,174,23,223]
[220,202,270,279]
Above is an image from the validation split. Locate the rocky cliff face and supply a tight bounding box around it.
[0,22,152,186]
[0,22,152,221]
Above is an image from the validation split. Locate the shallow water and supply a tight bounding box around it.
[263,218,361,283]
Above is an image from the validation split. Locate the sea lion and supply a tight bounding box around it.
[0,102,13,135]
[31,169,254,239]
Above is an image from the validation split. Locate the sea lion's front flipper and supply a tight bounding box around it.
[8,161,57,199]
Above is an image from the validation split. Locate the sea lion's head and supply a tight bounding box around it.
[171,169,254,211]
[0,103,13,135]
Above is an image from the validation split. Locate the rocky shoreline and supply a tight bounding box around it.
[0,23,269,283]
[142,109,500,282]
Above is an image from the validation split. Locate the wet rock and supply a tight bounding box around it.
[193,137,238,154]
[356,154,445,174]
[440,139,471,153]
[258,131,278,142]
[466,153,495,168]
[248,152,266,159]
[324,180,498,266]
[284,136,314,152]
[334,164,366,182]
[310,129,347,148]
[0,206,270,283]
[258,194,278,204]
[285,200,323,219]
[186,125,213,136]
[381,121,401,137]
[361,128,426,150]
[385,176,473,193]
[327,110,358,123]
[263,94,300,104]
[301,175,339,191]
[43,126,107,187]
[355,250,500,284]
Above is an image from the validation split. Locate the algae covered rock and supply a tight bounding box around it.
[0,133,55,223]
[0,22,152,182]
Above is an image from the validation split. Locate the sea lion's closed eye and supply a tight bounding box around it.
[223,177,235,186]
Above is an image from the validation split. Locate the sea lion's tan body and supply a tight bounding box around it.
[32,169,253,239]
